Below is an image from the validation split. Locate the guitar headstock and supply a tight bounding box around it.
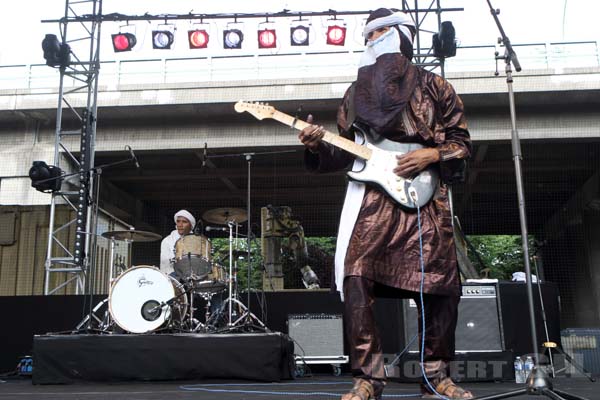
[234,101,275,120]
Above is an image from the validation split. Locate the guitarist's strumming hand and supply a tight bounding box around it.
[299,114,325,153]
[394,148,440,179]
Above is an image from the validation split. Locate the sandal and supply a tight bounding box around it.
[421,377,474,399]
[341,378,374,400]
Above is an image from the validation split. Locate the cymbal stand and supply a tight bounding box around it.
[105,237,117,327]
[220,220,248,327]
[227,153,267,331]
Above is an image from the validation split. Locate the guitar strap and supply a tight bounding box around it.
[346,83,357,131]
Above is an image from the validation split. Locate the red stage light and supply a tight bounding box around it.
[188,29,209,49]
[326,25,346,46]
[258,29,277,49]
[111,33,136,52]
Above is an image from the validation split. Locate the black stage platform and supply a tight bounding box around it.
[0,375,596,400]
[33,332,294,384]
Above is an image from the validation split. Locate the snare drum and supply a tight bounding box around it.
[108,265,187,333]
[174,234,212,279]
[193,264,228,293]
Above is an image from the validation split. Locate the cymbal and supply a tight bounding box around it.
[217,249,248,259]
[101,229,161,242]
[202,207,248,225]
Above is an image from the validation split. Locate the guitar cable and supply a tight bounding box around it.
[413,190,450,400]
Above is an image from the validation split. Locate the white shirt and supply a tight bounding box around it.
[160,230,181,276]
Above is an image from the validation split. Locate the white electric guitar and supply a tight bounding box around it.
[234,101,439,209]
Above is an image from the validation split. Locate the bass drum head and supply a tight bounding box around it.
[109,265,181,334]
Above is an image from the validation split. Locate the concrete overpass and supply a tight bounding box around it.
[1,49,599,326]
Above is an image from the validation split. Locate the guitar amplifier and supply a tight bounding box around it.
[287,314,346,361]
[403,284,504,352]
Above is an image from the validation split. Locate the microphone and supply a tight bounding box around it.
[205,226,227,232]
[126,145,140,169]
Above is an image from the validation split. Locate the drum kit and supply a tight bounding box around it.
[87,207,262,335]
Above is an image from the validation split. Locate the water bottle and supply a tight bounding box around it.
[514,356,525,383]
[524,356,535,381]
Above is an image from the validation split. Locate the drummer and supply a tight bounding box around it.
[160,209,196,276]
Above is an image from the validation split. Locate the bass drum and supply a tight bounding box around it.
[109,265,187,333]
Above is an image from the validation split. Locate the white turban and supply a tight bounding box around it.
[363,11,415,45]
[174,209,196,229]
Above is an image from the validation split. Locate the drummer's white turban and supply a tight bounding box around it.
[174,209,196,229]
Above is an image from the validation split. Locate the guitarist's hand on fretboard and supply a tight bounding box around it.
[298,114,325,152]
[393,147,440,179]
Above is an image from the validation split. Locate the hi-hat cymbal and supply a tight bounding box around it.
[202,207,248,225]
[101,229,161,242]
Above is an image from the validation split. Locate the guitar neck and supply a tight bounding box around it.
[272,110,372,160]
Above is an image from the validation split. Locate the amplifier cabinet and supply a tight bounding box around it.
[287,313,345,357]
[403,285,504,352]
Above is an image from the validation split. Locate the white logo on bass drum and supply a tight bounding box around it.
[137,275,154,287]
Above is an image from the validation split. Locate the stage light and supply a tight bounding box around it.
[41,34,71,68]
[28,161,63,193]
[290,25,309,46]
[433,21,457,58]
[326,25,346,46]
[223,29,244,49]
[111,33,137,52]
[258,28,277,49]
[152,29,175,50]
[188,29,209,49]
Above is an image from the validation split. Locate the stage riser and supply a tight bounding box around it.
[33,333,294,384]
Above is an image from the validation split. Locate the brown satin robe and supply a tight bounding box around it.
[307,66,471,296]
[305,64,471,388]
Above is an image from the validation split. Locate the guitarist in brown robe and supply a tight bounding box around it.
[299,8,473,400]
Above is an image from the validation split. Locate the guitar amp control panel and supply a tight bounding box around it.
[462,285,497,297]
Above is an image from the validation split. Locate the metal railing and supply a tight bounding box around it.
[1,41,598,91]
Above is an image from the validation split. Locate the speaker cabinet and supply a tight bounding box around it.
[287,313,345,357]
[403,284,504,352]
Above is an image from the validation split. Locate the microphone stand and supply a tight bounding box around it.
[478,2,588,399]
[229,153,267,332]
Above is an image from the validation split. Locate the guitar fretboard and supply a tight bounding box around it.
[272,110,372,160]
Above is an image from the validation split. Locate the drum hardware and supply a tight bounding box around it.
[102,228,161,297]
[75,298,112,332]
[203,149,286,332]
[144,285,190,321]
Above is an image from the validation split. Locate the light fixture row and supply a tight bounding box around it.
[111,24,348,52]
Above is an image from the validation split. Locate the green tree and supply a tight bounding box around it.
[466,235,537,280]
[211,237,263,290]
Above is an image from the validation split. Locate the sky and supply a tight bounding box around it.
[1,0,599,65]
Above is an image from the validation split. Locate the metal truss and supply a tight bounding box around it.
[401,0,453,76]
[44,0,102,295]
